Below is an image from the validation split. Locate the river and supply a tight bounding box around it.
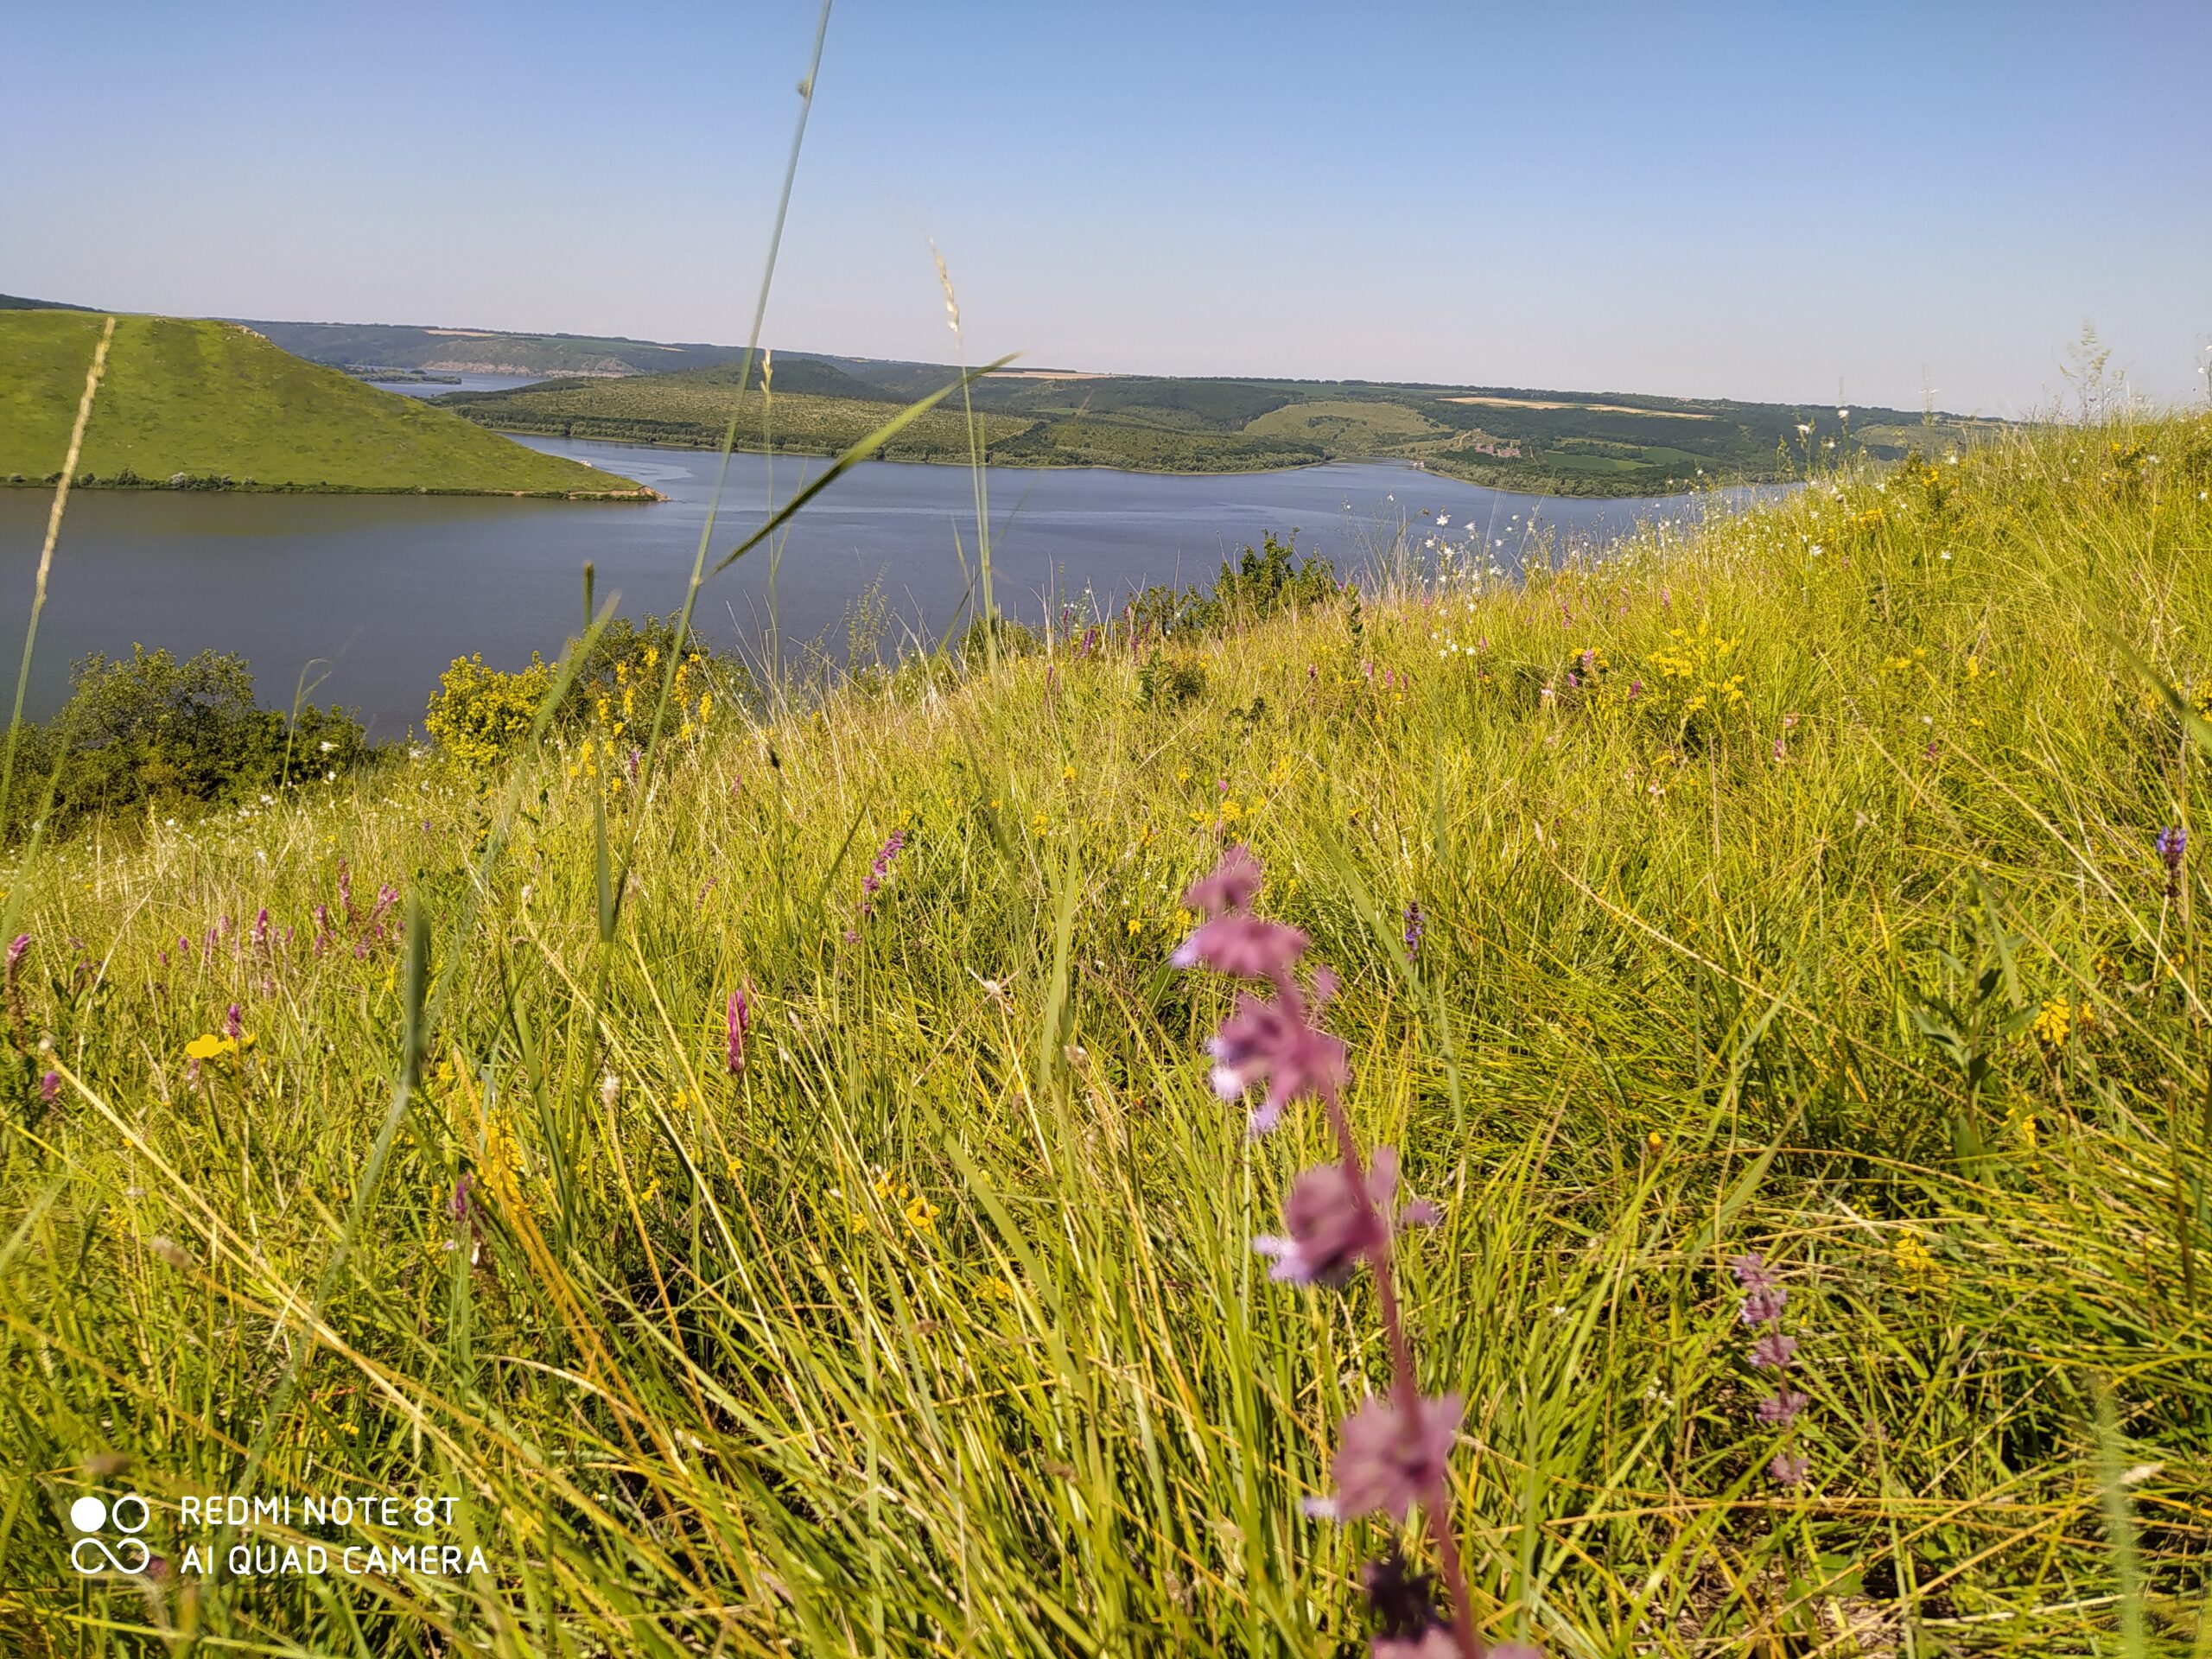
[0,438,1746,735]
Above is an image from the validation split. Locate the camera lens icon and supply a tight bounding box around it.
[69,1493,150,1575]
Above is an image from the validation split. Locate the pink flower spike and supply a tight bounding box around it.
[1757,1389,1808,1427]
[1172,913,1308,979]
[726,985,751,1076]
[1252,1149,1399,1287]
[1728,1251,1777,1291]
[1740,1286,1788,1325]
[1184,843,1262,916]
[1373,1632,1459,1659]
[1325,1393,1464,1522]
[1750,1331,1799,1370]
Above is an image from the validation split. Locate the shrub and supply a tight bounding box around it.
[1126,530,1338,642]
[1,645,375,838]
[423,652,555,772]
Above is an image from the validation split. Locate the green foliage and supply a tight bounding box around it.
[0,310,647,495]
[1127,530,1340,641]
[1,645,376,837]
[1135,646,1207,709]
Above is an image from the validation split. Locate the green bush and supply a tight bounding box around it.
[0,645,376,838]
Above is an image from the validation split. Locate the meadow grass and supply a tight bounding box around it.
[3,414,2211,1656]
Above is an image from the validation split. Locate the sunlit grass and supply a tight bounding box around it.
[3,414,2212,1655]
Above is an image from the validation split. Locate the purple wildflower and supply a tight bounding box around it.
[39,1070,60,1103]
[1175,844,1486,1651]
[1363,1550,1445,1656]
[1185,843,1262,915]
[1728,1252,1778,1292]
[1769,1452,1811,1488]
[1173,913,1309,979]
[1627,678,1643,698]
[449,1173,474,1222]
[1402,900,1424,960]
[1756,1389,1809,1427]
[1740,1285,1789,1325]
[1253,1147,1435,1287]
[338,859,357,927]
[1205,991,1346,1134]
[224,1003,243,1043]
[860,827,908,915]
[1314,1393,1464,1523]
[1750,1330,1799,1370]
[365,883,399,936]
[727,985,751,1076]
[251,907,270,955]
[2159,825,2186,899]
[311,905,331,957]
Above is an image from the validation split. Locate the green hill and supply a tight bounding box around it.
[0,309,649,496]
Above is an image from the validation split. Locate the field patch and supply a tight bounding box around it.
[1243,398,1444,446]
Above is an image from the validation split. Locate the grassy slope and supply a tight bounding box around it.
[3,418,2210,1652]
[0,310,647,495]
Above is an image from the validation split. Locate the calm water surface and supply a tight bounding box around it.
[0,439,1747,734]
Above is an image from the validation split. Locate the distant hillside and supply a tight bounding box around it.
[442,354,1997,493]
[242,317,759,378]
[0,309,649,496]
[0,292,94,312]
[27,302,2002,494]
[433,363,1045,467]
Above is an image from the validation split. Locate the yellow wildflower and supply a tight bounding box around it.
[904,1196,939,1236]
[2031,998,2071,1046]
[1893,1228,1942,1286]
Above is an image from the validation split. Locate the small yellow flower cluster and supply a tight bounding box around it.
[183,1031,254,1062]
[2030,997,2081,1048]
[1644,620,1745,720]
[842,1170,938,1237]
[1892,1227,1943,1287]
[480,1114,524,1211]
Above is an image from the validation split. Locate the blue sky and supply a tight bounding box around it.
[6,0,2207,411]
